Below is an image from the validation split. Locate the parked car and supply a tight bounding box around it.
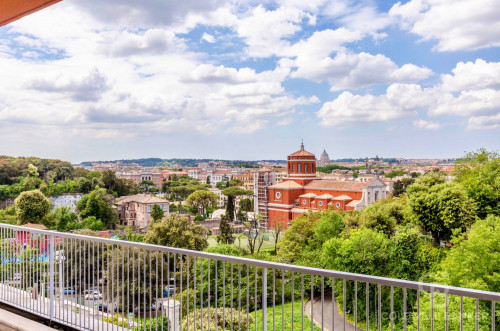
[84,291,102,300]
[63,287,75,294]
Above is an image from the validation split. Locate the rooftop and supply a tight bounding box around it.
[115,193,169,205]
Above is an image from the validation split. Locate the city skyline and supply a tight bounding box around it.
[0,0,499,163]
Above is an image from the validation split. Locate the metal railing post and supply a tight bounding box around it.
[263,267,267,331]
[49,234,55,321]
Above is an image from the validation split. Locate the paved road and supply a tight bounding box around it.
[305,293,364,331]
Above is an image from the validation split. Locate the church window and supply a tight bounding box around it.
[318,201,323,207]
[276,192,281,199]
[292,164,295,172]
[298,163,301,173]
[305,164,308,173]
[302,199,307,205]
[335,202,341,208]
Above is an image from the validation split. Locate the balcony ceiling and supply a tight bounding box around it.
[0,0,62,27]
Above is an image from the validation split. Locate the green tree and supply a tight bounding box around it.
[171,185,207,211]
[216,213,234,244]
[228,178,243,187]
[150,203,164,224]
[82,216,104,231]
[349,196,410,236]
[76,177,92,193]
[312,211,345,247]
[14,189,51,225]
[144,214,208,251]
[407,173,476,244]
[186,190,218,216]
[322,228,393,325]
[221,187,253,222]
[454,149,500,218]
[76,188,117,228]
[138,180,155,193]
[277,211,321,263]
[49,206,79,231]
[410,215,500,330]
[392,177,415,197]
[239,197,254,212]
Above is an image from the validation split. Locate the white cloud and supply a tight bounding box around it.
[236,5,306,58]
[98,29,183,57]
[71,0,228,28]
[390,0,500,51]
[317,59,500,129]
[413,119,441,129]
[201,33,216,43]
[440,59,500,92]
[290,51,432,91]
[467,114,500,130]
[429,89,500,117]
[317,84,428,127]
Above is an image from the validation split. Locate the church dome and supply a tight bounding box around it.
[320,149,330,161]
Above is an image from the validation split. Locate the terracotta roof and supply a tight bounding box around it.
[289,149,315,157]
[346,200,362,207]
[115,194,169,205]
[20,223,48,230]
[305,180,368,191]
[316,193,334,199]
[291,208,308,213]
[332,194,353,201]
[269,181,303,189]
[214,170,232,174]
[299,193,317,198]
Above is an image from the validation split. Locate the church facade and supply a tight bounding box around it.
[267,144,388,229]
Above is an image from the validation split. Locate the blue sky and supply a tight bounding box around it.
[0,0,499,163]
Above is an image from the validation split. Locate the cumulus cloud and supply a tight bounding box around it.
[390,0,500,51]
[71,0,227,28]
[317,59,500,129]
[413,119,441,129]
[317,84,429,127]
[29,68,110,102]
[467,114,500,130]
[440,59,500,92]
[98,29,183,57]
[236,5,306,58]
[290,51,432,91]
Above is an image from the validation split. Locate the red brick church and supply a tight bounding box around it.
[267,143,388,229]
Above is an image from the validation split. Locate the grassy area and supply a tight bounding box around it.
[252,301,322,331]
[207,234,276,251]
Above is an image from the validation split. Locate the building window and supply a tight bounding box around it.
[292,164,295,172]
[305,164,308,173]
[276,192,281,199]
[298,163,301,173]
[318,201,323,207]
[335,202,340,208]
[302,199,307,205]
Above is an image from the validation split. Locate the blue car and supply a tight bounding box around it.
[63,287,75,294]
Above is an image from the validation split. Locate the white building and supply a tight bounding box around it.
[49,194,83,212]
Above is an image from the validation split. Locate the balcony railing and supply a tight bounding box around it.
[0,223,498,330]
